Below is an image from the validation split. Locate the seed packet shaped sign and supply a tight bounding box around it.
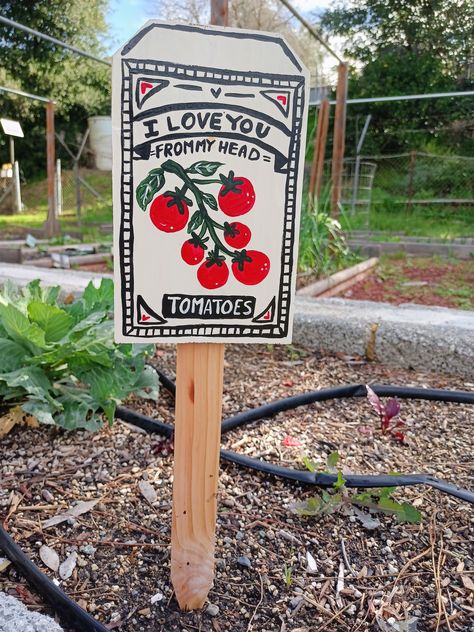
[113,21,309,343]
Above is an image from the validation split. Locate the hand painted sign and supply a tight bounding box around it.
[113,21,309,343]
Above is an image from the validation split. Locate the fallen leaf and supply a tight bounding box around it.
[39,545,60,572]
[462,575,474,592]
[138,480,157,504]
[306,551,318,573]
[353,507,381,530]
[43,499,100,528]
[138,608,151,616]
[0,406,39,438]
[59,551,77,580]
[0,557,11,572]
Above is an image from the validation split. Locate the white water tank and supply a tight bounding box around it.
[88,116,112,170]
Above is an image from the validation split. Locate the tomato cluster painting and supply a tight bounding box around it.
[137,160,271,290]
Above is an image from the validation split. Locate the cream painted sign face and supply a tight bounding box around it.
[113,21,309,343]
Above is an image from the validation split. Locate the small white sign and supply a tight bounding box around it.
[0,119,24,138]
[113,21,309,343]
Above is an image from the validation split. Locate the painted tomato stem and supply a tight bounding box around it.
[190,178,222,185]
[162,159,240,260]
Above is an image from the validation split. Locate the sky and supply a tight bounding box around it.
[106,0,334,54]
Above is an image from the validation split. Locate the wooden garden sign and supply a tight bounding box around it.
[113,21,309,609]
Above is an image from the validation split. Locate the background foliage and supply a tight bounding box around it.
[0,0,111,177]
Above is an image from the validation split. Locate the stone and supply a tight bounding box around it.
[0,592,63,632]
[237,556,252,569]
[205,603,219,617]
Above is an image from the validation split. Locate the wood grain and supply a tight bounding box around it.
[171,343,225,610]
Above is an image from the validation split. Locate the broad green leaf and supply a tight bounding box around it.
[0,303,47,350]
[55,400,103,431]
[28,302,74,343]
[22,400,56,425]
[0,338,29,371]
[133,364,159,400]
[377,496,422,523]
[302,455,317,473]
[83,278,114,312]
[23,280,60,306]
[327,451,340,468]
[0,367,52,402]
[333,470,346,491]
[136,168,165,211]
[187,161,223,176]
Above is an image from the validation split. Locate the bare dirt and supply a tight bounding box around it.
[341,256,474,310]
[1,345,473,631]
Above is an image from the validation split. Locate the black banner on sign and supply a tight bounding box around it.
[163,294,256,319]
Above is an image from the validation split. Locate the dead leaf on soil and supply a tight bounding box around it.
[39,545,60,572]
[0,406,39,437]
[461,575,474,592]
[0,557,11,572]
[138,480,157,504]
[43,499,100,528]
[59,551,77,580]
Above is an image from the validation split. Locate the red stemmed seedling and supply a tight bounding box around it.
[366,385,406,442]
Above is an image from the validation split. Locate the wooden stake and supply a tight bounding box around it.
[171,343,225,609]
[45,100,60,238]
[330,63,348,218]
[308,97,330,205]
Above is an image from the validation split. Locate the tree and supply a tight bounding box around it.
[0,0,111,178]
[319,0,474,153]
[320,0,474,76]
[151,0,325,85]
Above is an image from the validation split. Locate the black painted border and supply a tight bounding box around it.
[119,57,305,340]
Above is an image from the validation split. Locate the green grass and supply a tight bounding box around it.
[341,188,474,239]
[1,170,113,242]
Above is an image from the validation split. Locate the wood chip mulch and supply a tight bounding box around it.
[1,344,473,632]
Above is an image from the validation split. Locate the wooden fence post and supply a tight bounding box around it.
[45,100,60,238]
[308,97,330,207]
[330,62,348,218]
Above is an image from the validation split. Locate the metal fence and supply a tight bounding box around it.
[336,151,474,229]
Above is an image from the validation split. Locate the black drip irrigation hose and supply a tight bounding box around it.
[1,372,473,632]
[0,526,108,632]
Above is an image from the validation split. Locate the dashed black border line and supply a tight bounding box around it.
[119,58,305,340]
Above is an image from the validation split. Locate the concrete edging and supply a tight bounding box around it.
[293,296,474,378]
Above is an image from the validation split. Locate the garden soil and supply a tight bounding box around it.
[340,256,474,310]
[0,345,473,631]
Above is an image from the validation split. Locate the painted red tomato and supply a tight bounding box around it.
[197,260,229,290]
[232,250,270,286]
[218,174,255,217]
[224,222,251,249]
[181,240,205,265]
[150,194,189,232]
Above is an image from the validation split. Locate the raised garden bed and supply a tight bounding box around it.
[341,255,474,310]
[1,344,473,631]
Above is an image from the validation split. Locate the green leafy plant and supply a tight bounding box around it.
[0,279,158,431]
[294,452,421,525]
[298,189,359,275]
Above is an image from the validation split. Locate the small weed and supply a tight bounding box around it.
[283,563,293,588]
[293,452,422,525]
[366,385,405,442]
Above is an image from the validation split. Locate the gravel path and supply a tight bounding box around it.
[1,345,473,632]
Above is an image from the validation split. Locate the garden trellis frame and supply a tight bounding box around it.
[0,84,59,236]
